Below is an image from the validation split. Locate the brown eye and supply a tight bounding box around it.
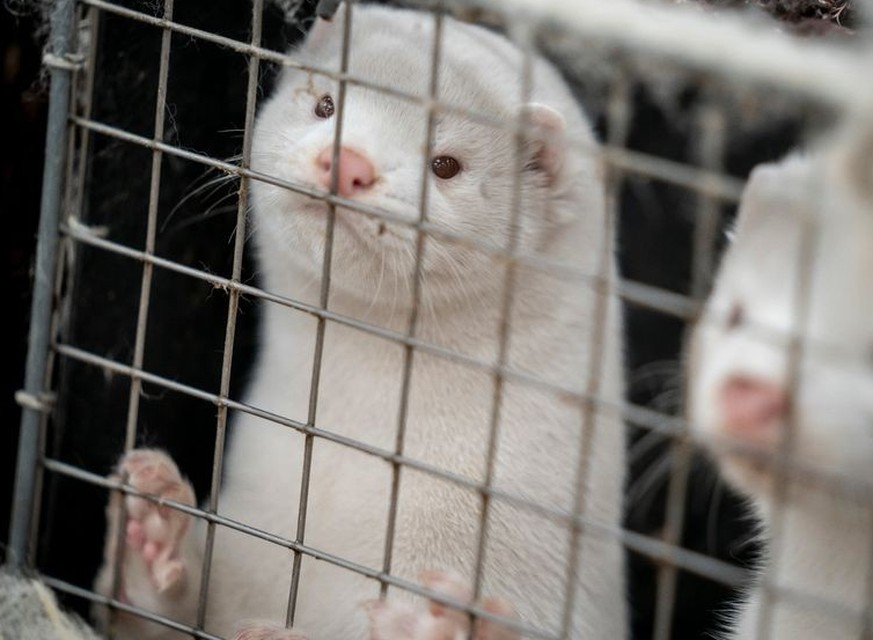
[314,94,335,119]
[431,156,461,180]
[727,303,744,330]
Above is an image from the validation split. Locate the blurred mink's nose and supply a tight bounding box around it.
[316,146,376,197]
[718,375,787,444]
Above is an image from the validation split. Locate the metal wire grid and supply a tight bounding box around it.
[9,0,873,638]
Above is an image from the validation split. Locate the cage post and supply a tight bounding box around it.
[559,62,632,639]
[285,0,355,625]
[33,0,103,571]
[754,161,822,640]
[652,99,726,640]
[8,0,77,569]
[380,4,444,598]
[194,0,264,627]
[103,0,176,622]
[466,23,536,639]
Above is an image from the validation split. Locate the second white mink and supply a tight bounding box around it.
[95,4,628,639]
[688,136,873,638]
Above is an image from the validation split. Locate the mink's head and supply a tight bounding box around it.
[250,4,604,314]
[688,153,873,508]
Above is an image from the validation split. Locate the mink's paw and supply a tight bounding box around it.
[104,448,196,594]
[232,624,309,640]
[366,571,519,640]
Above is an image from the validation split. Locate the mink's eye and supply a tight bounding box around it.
[314,94,335,119]
[431,156,461,180]
[726,303,745,330]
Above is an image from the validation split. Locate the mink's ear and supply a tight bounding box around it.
[729,156,822,256]
[306,2,347,52]
[522,103,566,187]
[732,162,785,241]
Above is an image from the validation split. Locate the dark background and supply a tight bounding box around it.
[1,1,857,638]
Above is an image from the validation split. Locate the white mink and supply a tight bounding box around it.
[94,4,627,639]
[688,132,873,638]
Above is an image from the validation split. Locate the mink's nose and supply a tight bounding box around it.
[316,146,376,197]
[718,375,787,445]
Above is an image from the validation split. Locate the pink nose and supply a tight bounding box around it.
[316,146,376,197]
[718,375,787,444]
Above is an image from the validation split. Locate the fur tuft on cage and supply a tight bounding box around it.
[0,570,100,640]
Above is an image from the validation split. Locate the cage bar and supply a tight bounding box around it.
[559,60,632,639]
[379,6,445,598]
[652,97,728,640]
[32,0,104,570]
[8,0,77,569]
[752,167,823,640]
[67,114,745,283]
[285,0,355,625]
[105,0,177,618]
[462,22,536,637]
[194,0,265,629]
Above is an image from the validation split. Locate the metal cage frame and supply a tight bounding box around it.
[10,0,873,638]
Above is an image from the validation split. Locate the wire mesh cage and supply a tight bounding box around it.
[8,0,873,638]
